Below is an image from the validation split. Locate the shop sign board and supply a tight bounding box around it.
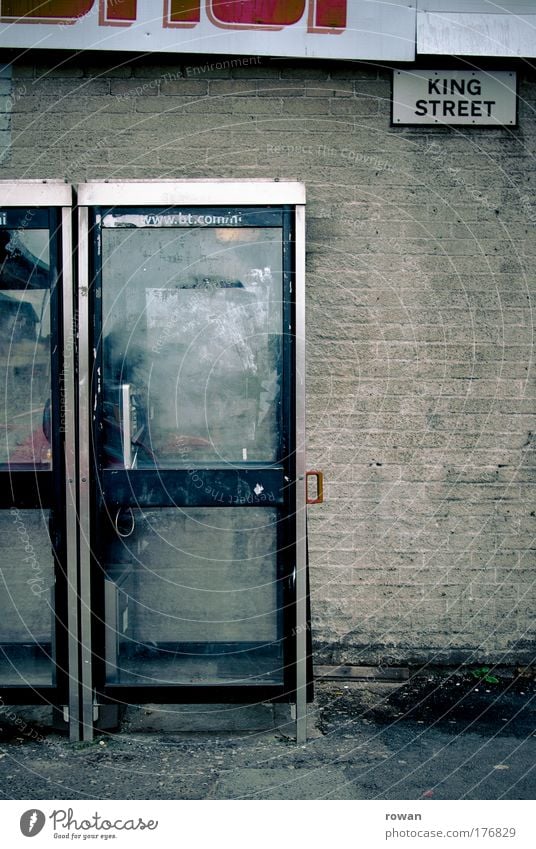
[0,1,415,61]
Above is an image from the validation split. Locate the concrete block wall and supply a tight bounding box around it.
[2,54,535,667]
[0,62,12,164]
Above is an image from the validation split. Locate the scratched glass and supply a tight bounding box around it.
[103,507,283,686]
[101,226,283,467]
[0,229,51,469]
[0,509,55,686]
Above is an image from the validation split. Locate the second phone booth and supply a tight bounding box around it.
[0,181,78,734]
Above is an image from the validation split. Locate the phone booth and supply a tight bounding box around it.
[0,181,78,738]
[77,181,313,741]
[0,180,313,742]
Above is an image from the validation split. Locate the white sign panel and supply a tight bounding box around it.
[417,11,536,58]
[392,70,517,126]
[0,1,415,61]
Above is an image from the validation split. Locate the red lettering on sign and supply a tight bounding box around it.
[0,0,94,22]
[100,0,136,26]
[207,0,305,30]
[163,0,200,28]
[311,0,346,29]
[1,0,348,32]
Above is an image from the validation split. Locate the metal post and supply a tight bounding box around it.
[61,205,81,742]
[294,204,307,744]
[77,204,94,741]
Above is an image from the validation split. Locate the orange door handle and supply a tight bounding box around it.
[306,470,324,504]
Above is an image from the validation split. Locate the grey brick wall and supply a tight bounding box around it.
[0,62,13,164]
[3,55,535,667]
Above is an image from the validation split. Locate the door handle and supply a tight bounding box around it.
[306,470,324,504]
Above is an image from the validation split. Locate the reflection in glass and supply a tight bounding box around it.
[0,509,55,685]
[104,508,283,685]
[102,226,283,467]
[0,229,51,468]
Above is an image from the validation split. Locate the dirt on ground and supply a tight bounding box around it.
[1,668,535,800]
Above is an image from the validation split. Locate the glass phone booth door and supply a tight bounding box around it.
[0,182,78,737]
[78,182,310,740]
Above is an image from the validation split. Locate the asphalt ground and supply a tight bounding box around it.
[0,672,534,800]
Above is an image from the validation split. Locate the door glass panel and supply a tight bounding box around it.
[0,509,55,685]
[101,224,283,467]
[103,507,283,686]
[0,229,51,468]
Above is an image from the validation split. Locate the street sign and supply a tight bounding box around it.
[392,70,517,126]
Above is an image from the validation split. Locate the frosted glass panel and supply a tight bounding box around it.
[103,508,283,686]
[0,509,55,686]
[101,225,283,467]
[0,229,51,468]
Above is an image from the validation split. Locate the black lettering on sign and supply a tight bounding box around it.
[467,79,482,95]
[413,99,497,119]
[427,77,483,96]
[450,79,465,95]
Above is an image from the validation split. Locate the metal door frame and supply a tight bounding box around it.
[0,180,79,740]
[76,180,308,741]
